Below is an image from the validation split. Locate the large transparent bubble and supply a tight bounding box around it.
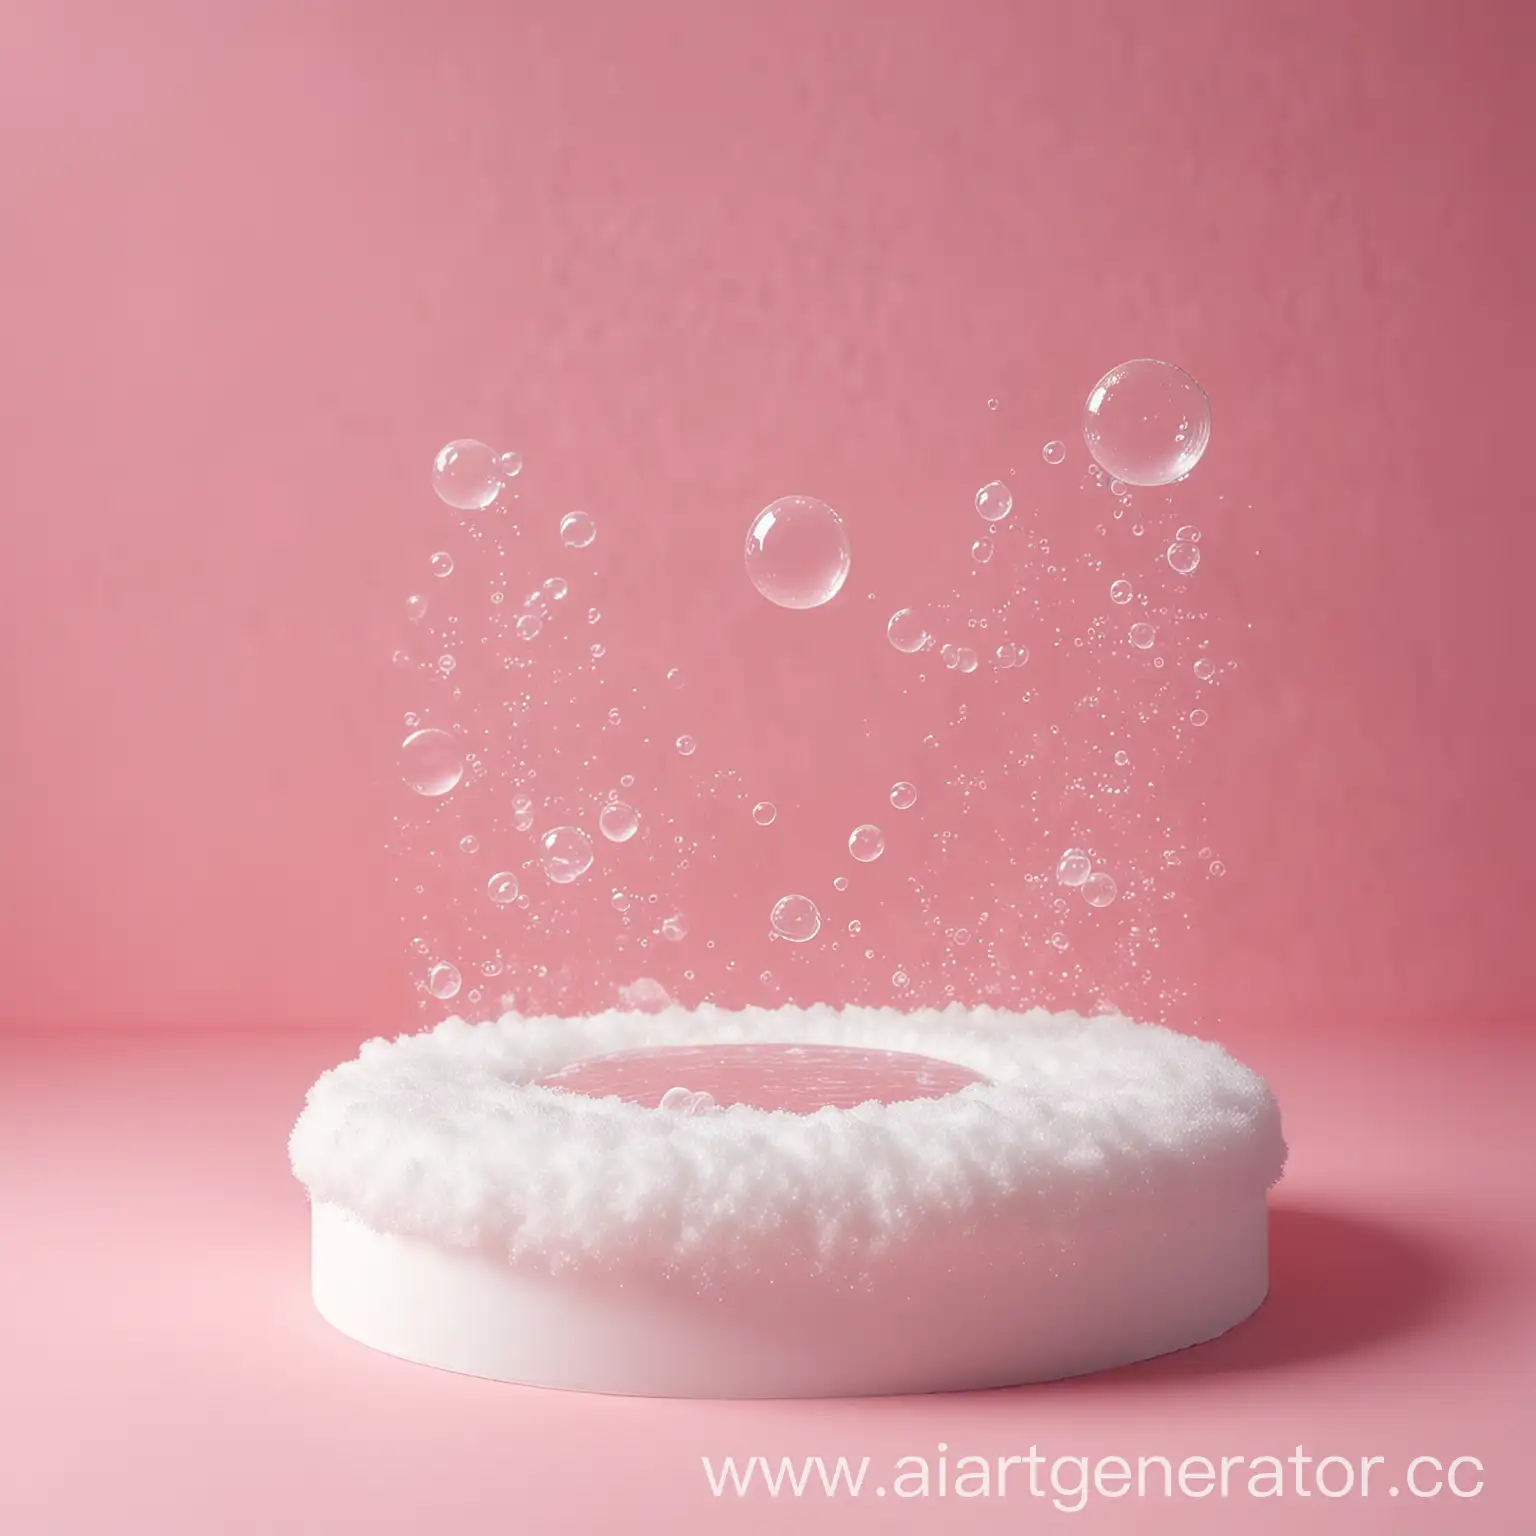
[1082,360,1210,487]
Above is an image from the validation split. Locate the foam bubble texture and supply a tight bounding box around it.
[288,1004,1285,1277]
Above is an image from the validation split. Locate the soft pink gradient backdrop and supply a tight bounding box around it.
[1,3,1532,1533]
[1,0,1531,1033]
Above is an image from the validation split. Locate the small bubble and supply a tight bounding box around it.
[987,397,1000,411]
[1209,860,1226,876]
[542,576,568,601]
[590,642,605,658]
[1177,524,1202,543]
[587,607,600,624]
[676,734,696,756]
[1167,540,1201,575]
[770,894,821,942]
[539,826,595,884]
[892,970,910,988]
[956,646,979,673]
[481,959,503,977]
[1042,440,1066,466]
[1129,622,1157,649]
[942,644,960,670]
[832,876,849,892]
[560,511,596,549]
[620,774,634,787]
[401,728,464,797]
[660,913,688,942]
[517,613,542,640]
[429,551,454,578]
[1049,932,1069,950]
[1056,849,1092,887]
[886,608,931,654]
[972,537,994,564]
[487,871,519,905]
[1110,479,1129,497]
[752,801,777,826]
[1193,657,1216,680]
[1189,708,1209,726]
[611,889,631,912]
[403,711,420,729]
[666,667,685,688]
[459,834,479,854]
[512,794,535,831]
[1081,871,1118,907]
[848,919,862,935]
[598,801,640,842]
[975,481,1013,522]
[1110,580,1133,604]
[491,591,505,605]
[431,439,505,511]
[890,781,917,810]
[405,593,429,622]
[1114,749,1130,766]
[994,643,1018,667]
[495,450,523,481]
[427,961,462,1000]
[848,824,885,862]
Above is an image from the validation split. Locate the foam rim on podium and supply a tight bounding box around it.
[290,1004,1287,1397]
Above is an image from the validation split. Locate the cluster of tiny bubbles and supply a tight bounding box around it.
[431,439,522,511]
[744,495,851,609]
[540,826,595,884]
[1193,657,1216,680]
[771,893,821,942]
[975,481,1013,522]
[487,871,519,905]
[405,593,429,622]
[543,576,568,601]
[660,914,688,942]
[994,642,1028,668]
[427,960,462,1000]
[1042,440,1067,466]
[401,727,464,796]
[1128,621,1157,650]
[848,824,885,862]
[1166,540,1200,575]
[1081,871,1118,908]
[676,734,697,756]
[886,608,933,654]
[516,613,542,640]
[1056,849,1093,887]
[598,801,640,842]
[1189,708,1209,727]
[429,551,454,578]
[972,537,994,564]
[1109,579,1134,605]
[832,876,849,892]
[890,781,918,810]
[459,833,479,854]
[1082,359,1211,487]
[559,511,597,549]
[512,794,535,831]
[752,801,777,826]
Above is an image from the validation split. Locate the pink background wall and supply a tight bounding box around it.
[1,0,1531,1036]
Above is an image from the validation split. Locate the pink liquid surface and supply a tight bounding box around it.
[535,1042,987,1111]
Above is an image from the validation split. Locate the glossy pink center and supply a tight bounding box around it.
[535,1042,987,1112]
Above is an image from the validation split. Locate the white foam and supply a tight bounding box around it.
[288,1004,1285,1278]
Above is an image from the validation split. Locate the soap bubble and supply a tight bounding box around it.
[942,644,960,669]
[745,495,850,609]
[459,834,479,854]
[1190,708,1209,727]
[512,794,535,831]
[496,450,522,481]
[771,894,821,942]
[427,961,462,1000]
[1166,540,1201,575]
[752,801,777,826]
[1114,749,1130,766]
[1177,524,1201,542]
[1081,872,1118,907]
[432,440,506,510]
[848,824,885,862]
[1110,580,1133,605]
[401,728,464,797]
[540,826,594,884]
[666,667,685,688]
[430,551,454,578]
[1129,622,1157,649]
[676,734,696,756]
[1042,440,1066,465]
[832,876,849,891]
[599,801,640,842]
[972,537,994,564]
[1209,860,1226,876]
[994,643,1019,667]
[1082,359,1211,486]
[890,781,917,810]
[956,647,979,673]
[516,613,542,640]
[405,593,429,622]
[559,511,596,549]
[886,608,932,653]
[659,1086,693,1111]
[660,913,688,942]
[1056,849,1092,886]
[542,576,568,601]
[1193,657,1216,680]
[487,871,520,905]
[975,481,1013,522]
[893,969,909,988]
[986,397,999,411]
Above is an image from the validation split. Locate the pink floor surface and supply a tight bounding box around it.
[1,1023,1530,1535]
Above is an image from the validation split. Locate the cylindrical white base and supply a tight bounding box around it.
[310,1196,1270,1397]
